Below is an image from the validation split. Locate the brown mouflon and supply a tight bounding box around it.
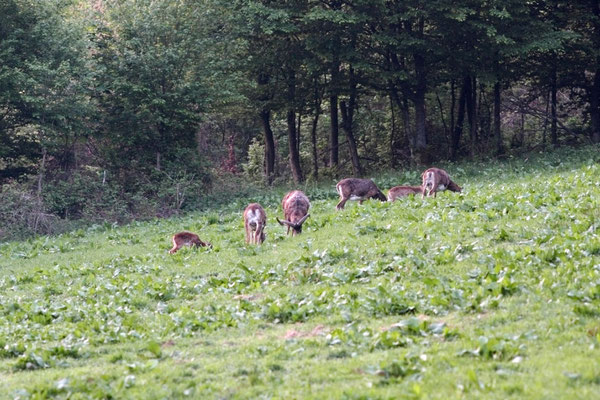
[243,203,267,244]
[277,190,310,235]
[421,168,462,198]
[169,232,211,254]
[335,178,387,210]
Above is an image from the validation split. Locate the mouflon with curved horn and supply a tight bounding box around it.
[277,190,310,236]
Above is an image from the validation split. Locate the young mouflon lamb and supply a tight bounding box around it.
[169,232,211,254]
[387,185,423,202]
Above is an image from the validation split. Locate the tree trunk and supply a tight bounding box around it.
[37,148,46,202]
[494,80,504,155]
[329,95,339,167]
[34,147,47,232]
[400,96,411,158]
[590,1,600,143]
[296,113,302,155]
[260,109,276,184]
[450,79,456,135]
[413,52,427,161]
[340,103,362,177]
[451,77,467,160]
[411,18,427,162]
[472,76,479,154]
[520,112,525,146]
[258,73,275,183]
[389,95,396,168]
[551,67,558,146]
[435,91,449,153]
[287,109,303,183]
[311,106,320,180]
[329,59,340,167]
[287,69,303,184]
[542,91,549,145]
[413,86,427,159]
[150,124,163,171]
[390,86,413,160]
[465,75,476,157]
[590,67,600,143]
[339,67,362,176]
[310,80,321,180]
[480,84,489,148]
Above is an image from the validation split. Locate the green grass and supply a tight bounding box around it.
[1,145,600,399]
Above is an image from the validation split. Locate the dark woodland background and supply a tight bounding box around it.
[1,0,599,239]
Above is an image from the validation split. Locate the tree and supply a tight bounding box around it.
[229,0,304,183]
[91,0,211,180]
[0,0,92,180]
[360,0,443,163]
[563,1,600,143]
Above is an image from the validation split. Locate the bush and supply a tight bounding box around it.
[0,148,216,240]
[242,138,266,185]
[0,181,64,239]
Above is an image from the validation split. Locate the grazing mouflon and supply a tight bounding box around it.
[387,185,423,202]
[277,190,310,235]
[243,203,267,244]
[169,232,211,254]
[421,168,462,198]
[335,178,387,210]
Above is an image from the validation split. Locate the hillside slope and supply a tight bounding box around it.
[1,146,599,399]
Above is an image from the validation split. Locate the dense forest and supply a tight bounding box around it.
[1,0,599,238]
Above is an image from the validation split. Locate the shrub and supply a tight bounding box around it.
[242,138,266,185]
[0,181,73,239]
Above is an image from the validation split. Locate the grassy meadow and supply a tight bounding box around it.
[1,146,600,399]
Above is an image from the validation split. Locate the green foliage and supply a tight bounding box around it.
[0,181,71,240]
[90,0,214,179]
[2,0,599,203]
[0,0,93,177]
[0,159,212,239]
[241,138,266,185]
